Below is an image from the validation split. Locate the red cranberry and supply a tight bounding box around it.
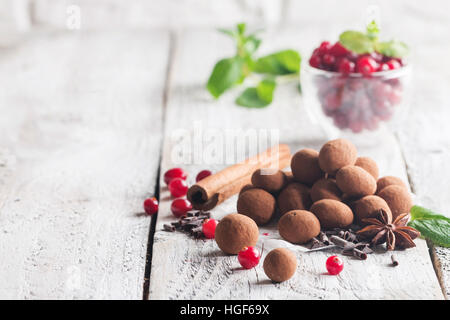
[168,178,188,197]
[322,53,336,67]
[346,52,359,62]
[163,168,187,185]
[238,246,261,269]
[196,170,212,182]
[386,59,401,70]
[143,197,158,215]
[338,58,355,74]
[318,41,332,55]
[356,56,378,76]
[329,42,349,57]
[309,54,321,68]
[171,198,192,217]
[326,255,344,275]
[369,52,383,62]
[202,218,218,239]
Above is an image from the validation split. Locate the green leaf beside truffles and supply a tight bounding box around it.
[207,57,244,98]
[408,205,450,248]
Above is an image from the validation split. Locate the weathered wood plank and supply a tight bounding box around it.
[396,44,450,298]
[0,30,169,299]
[148,29,444,299]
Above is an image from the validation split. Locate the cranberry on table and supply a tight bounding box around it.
[238,246,261,269]
[196,170,212,182]
[163,167,187,185]
[326,255,344,275]
[171,198,192,217]
[143,197,158,216]
[202,218,218,239]
[168,177,188,197]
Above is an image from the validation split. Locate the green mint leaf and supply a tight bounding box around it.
[408,206,450,247]
[253,50,301,75]
[375,40,409,58]
[207,57,244,98]
[366,20,380,41]
[339,30,374,54]
[217,28,236,38]
[410,205,450,222]
[236,87,270,108]
[409,219,450,248]
[256,78,276,103]
[243,35,261,56]
[237,23,246,35]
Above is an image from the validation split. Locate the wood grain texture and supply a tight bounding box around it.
[0,30,169,299]
[148,29,444,299]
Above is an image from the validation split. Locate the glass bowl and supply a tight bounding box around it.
[302,63,412,140]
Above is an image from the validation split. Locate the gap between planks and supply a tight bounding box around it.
[143,31,177,300]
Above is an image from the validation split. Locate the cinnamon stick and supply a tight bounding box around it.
[187,144,291,210]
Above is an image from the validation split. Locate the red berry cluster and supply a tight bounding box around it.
[159,167,218,238]
[309,41,405,133]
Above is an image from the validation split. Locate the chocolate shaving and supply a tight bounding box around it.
[318,231,330,245]
[391,254,399,266]
[330,235,371,260]
[163,210,213,239]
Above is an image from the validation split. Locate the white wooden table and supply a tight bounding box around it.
[0,26,448,299]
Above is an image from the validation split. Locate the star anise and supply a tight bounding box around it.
[356,209,421,251]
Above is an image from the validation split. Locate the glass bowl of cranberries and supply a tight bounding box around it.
[303,27,411,139]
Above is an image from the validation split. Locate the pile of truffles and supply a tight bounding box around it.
[215,138,413,282]
[236,138,413,244]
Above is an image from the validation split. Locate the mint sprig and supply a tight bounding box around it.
[408,205,450,248]
[338,20,409,58]
[207,23,301,107]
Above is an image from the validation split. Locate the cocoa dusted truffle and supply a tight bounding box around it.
[291,149,324,185]
[278,210,320,244]
[277,182,311,215]
[239,184,256,196]
[237,188,276,225]
[376,176,408,194]
[351,195,392,225]
[263,248,297,282]
[310,178,342,202]
[378,185,413,220]
[318,139,357,174]
[251,169,286,194]
[283,171,295,184]
[355,156,379,180]
[310,199,353,229]
[215,213,259,254]
[336,165,377,197]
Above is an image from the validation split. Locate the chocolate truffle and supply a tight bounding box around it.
[239,183,256,196]
[291,149,324,185]
[351,195,392,225]
[215,213,259,254]
[318,139,357,174]
[278,210,321,244]
[376,176,408,194]
[283,171,295,184]
[355,156,379,180]
[336,165,377,197]
[378,185,413,220]
[310,178,342,203]
[263,248,297,282]
[310,199,353,229]
[251,169,286,194]
[237,188,276,225]
[277,182,311,215]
